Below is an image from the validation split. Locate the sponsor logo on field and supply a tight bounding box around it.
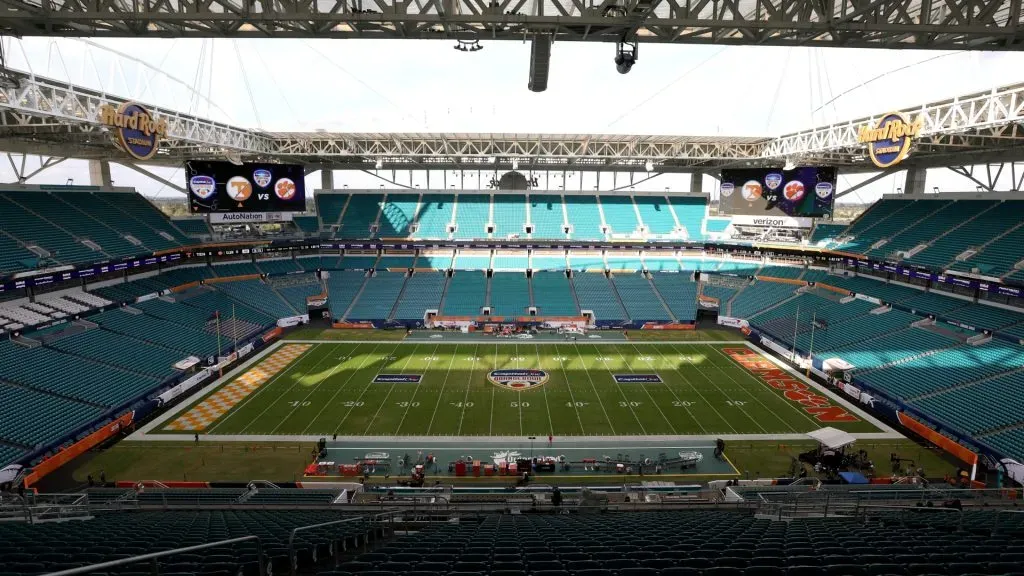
[488,369,548,389]
[723,347,858,422]
[613,374,663,383]
[857,111,923,168]
[373,374,422,383]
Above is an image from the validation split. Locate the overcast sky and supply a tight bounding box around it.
[2,37,1024,205]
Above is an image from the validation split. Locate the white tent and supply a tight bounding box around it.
[806,427,857,450]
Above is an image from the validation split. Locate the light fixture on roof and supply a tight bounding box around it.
[454,39,483,52]
[488,156,496,164]
[375,159,383,170]
[783,159,796,170]
[644,160,654,173]
[512,159,519,170]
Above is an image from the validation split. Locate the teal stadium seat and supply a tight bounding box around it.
[634,196,676,235]
[326,271,369,320]
[453,194,491,240]
[651,273,698,322]
[668,196,708,241]
[564,196,604,240]
[392,271,446,321]
[442,272,487,316]
[529,195,566,240]
[493,194,527,238]
[376,193,419,237]
[573,273,627,322]
[612,273,672,321]
[316,193,349,228]
[531,272,579,316]
[489,273,531,317]
[346,272,407,321]
[413,194,455,238]
[338,194,383,239]
[601,196,639,235]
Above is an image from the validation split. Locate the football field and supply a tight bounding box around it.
[159,341,884,437]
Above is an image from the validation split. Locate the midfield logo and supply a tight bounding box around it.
[488,369,548,389]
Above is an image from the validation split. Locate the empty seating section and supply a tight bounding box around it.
[0,232,39,273]
[489,273,531,317]
[257,259,303,275]
[573,273,626,322]
[0,194,98,264]
[277,279,325,314]
[601,196,639,234]
[211,262,261,277]
[392,272,446,320]
[0,381,104,448]
[179,290,275,327]
[914,371,1024,435]
[705,217,730,234]
[493,194,526,237]
[0,340,158,408]
[570,253,605,270]
[644,258,682,271]
[326,271,368,319]
[377,194,419,237]
[442,272,487,316]
[70,192,176,253]
[529,195,566,239]
[951,211,1024,277]
[172,218,211,237]
[944,303,1024,331]
[531,272,578,316]
[900,291,968,315]
[792,308,918,353]
[634,196,676,234]
[338,254,378,269]
[17,192,139,258]
[987,428,1024,462]
[757,265,803,279]
[136,298,215,328]
[828,328,956,373]
[316,193,348,226]
[0,510,367,576]
[564,196,604,240]
[532,254,567,270]
[669,196,708,240]
[864,200,958,259]
[455,253,492,269]
[493,254,528,269]
[159,266,215,286]
[377,255,416,269]
[338,194,382,238]
[414,194,455,238]
[296,256,322,271]
[292,215,319,235]
[214,280,295,319]
[718,261,761,276]
[607,258,644,271]
[748,293,874,343]
[832,200,909,252]
[91,309,220,357]
[453,194,491,239]
[820,275,920,303]
[888,199,990,267]
[800,269,830,283]
[419,253,453,269]
[808,222,847,244]
[700,283,737,305]
[49,329,184,380]
[859,340,1022,400]
[100,192,191,246]
[730,281,797,318]
[650,273,698,321]
[0,443,25,466]
[346,272,407,320]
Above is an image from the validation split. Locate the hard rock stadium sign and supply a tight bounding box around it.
[98,102,168,161]
[857,111,923,169]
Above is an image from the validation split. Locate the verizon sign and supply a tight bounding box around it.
[209,212,294,224]
[731,214,813,229]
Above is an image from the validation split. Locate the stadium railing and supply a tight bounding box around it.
[46,535,267,576]
[288,512,397,576]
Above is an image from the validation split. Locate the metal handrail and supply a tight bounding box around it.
[993,509,1024,535]
[44,535,265,576]
[853,503,964,531]
[287,516,375,576]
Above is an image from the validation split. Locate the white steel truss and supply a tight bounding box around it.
[2,69,1024,173]
[1,0,1024,51]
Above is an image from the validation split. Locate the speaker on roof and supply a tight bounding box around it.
[528,35,551,93]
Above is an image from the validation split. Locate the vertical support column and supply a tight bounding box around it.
[89,160,112,187]
[689,172,703,194]
[903,167,927,195]
[320,168,334,190]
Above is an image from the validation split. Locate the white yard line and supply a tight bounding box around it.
[300,342,386,435]
[610,345,677,434]
[268,344,364,435]
[361,344,438,435]
[649,344,737,434]
[535,344,558,436]
[625,341,706,434]
[588,344,649,435]
[333,344,419,435]
[550,344,591,435]
[571,342,619,436]
[668,343,770,434]
[455,344,480,435]
[422,345,459,434]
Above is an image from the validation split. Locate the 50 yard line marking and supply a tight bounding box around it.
[300,342,385,435]
[422,344,459,434]
[535,344,558,435]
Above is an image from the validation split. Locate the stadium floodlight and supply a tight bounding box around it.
[614,40,637,74]
[783,159,796,170]
[645,160,654,173]
[375,159,383,170]
[454,39,483,52]
[512,159,519,170]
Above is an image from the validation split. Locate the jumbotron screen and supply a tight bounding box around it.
[186,161,306,213]
[718,167,836,218]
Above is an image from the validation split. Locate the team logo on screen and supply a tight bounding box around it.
[783,180,805,202]
[226,176,253,202]
[189,175,216,199]
[720,183,735,197]
[275,178,297,200]
[488,369,548,389]
[815,182,834,199]
[253,169,272,188]
[764,173,783,190]
[741,181,762,202]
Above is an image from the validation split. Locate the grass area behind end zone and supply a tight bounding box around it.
[71,438,954,485]
[161,341,882,436]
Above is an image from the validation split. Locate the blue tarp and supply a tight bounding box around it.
[839,471,869,484]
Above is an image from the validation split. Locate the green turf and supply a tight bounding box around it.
[167,342,881,436]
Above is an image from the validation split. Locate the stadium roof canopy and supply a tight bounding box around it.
[1,0,1022,51]
[1,68,1024,175]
